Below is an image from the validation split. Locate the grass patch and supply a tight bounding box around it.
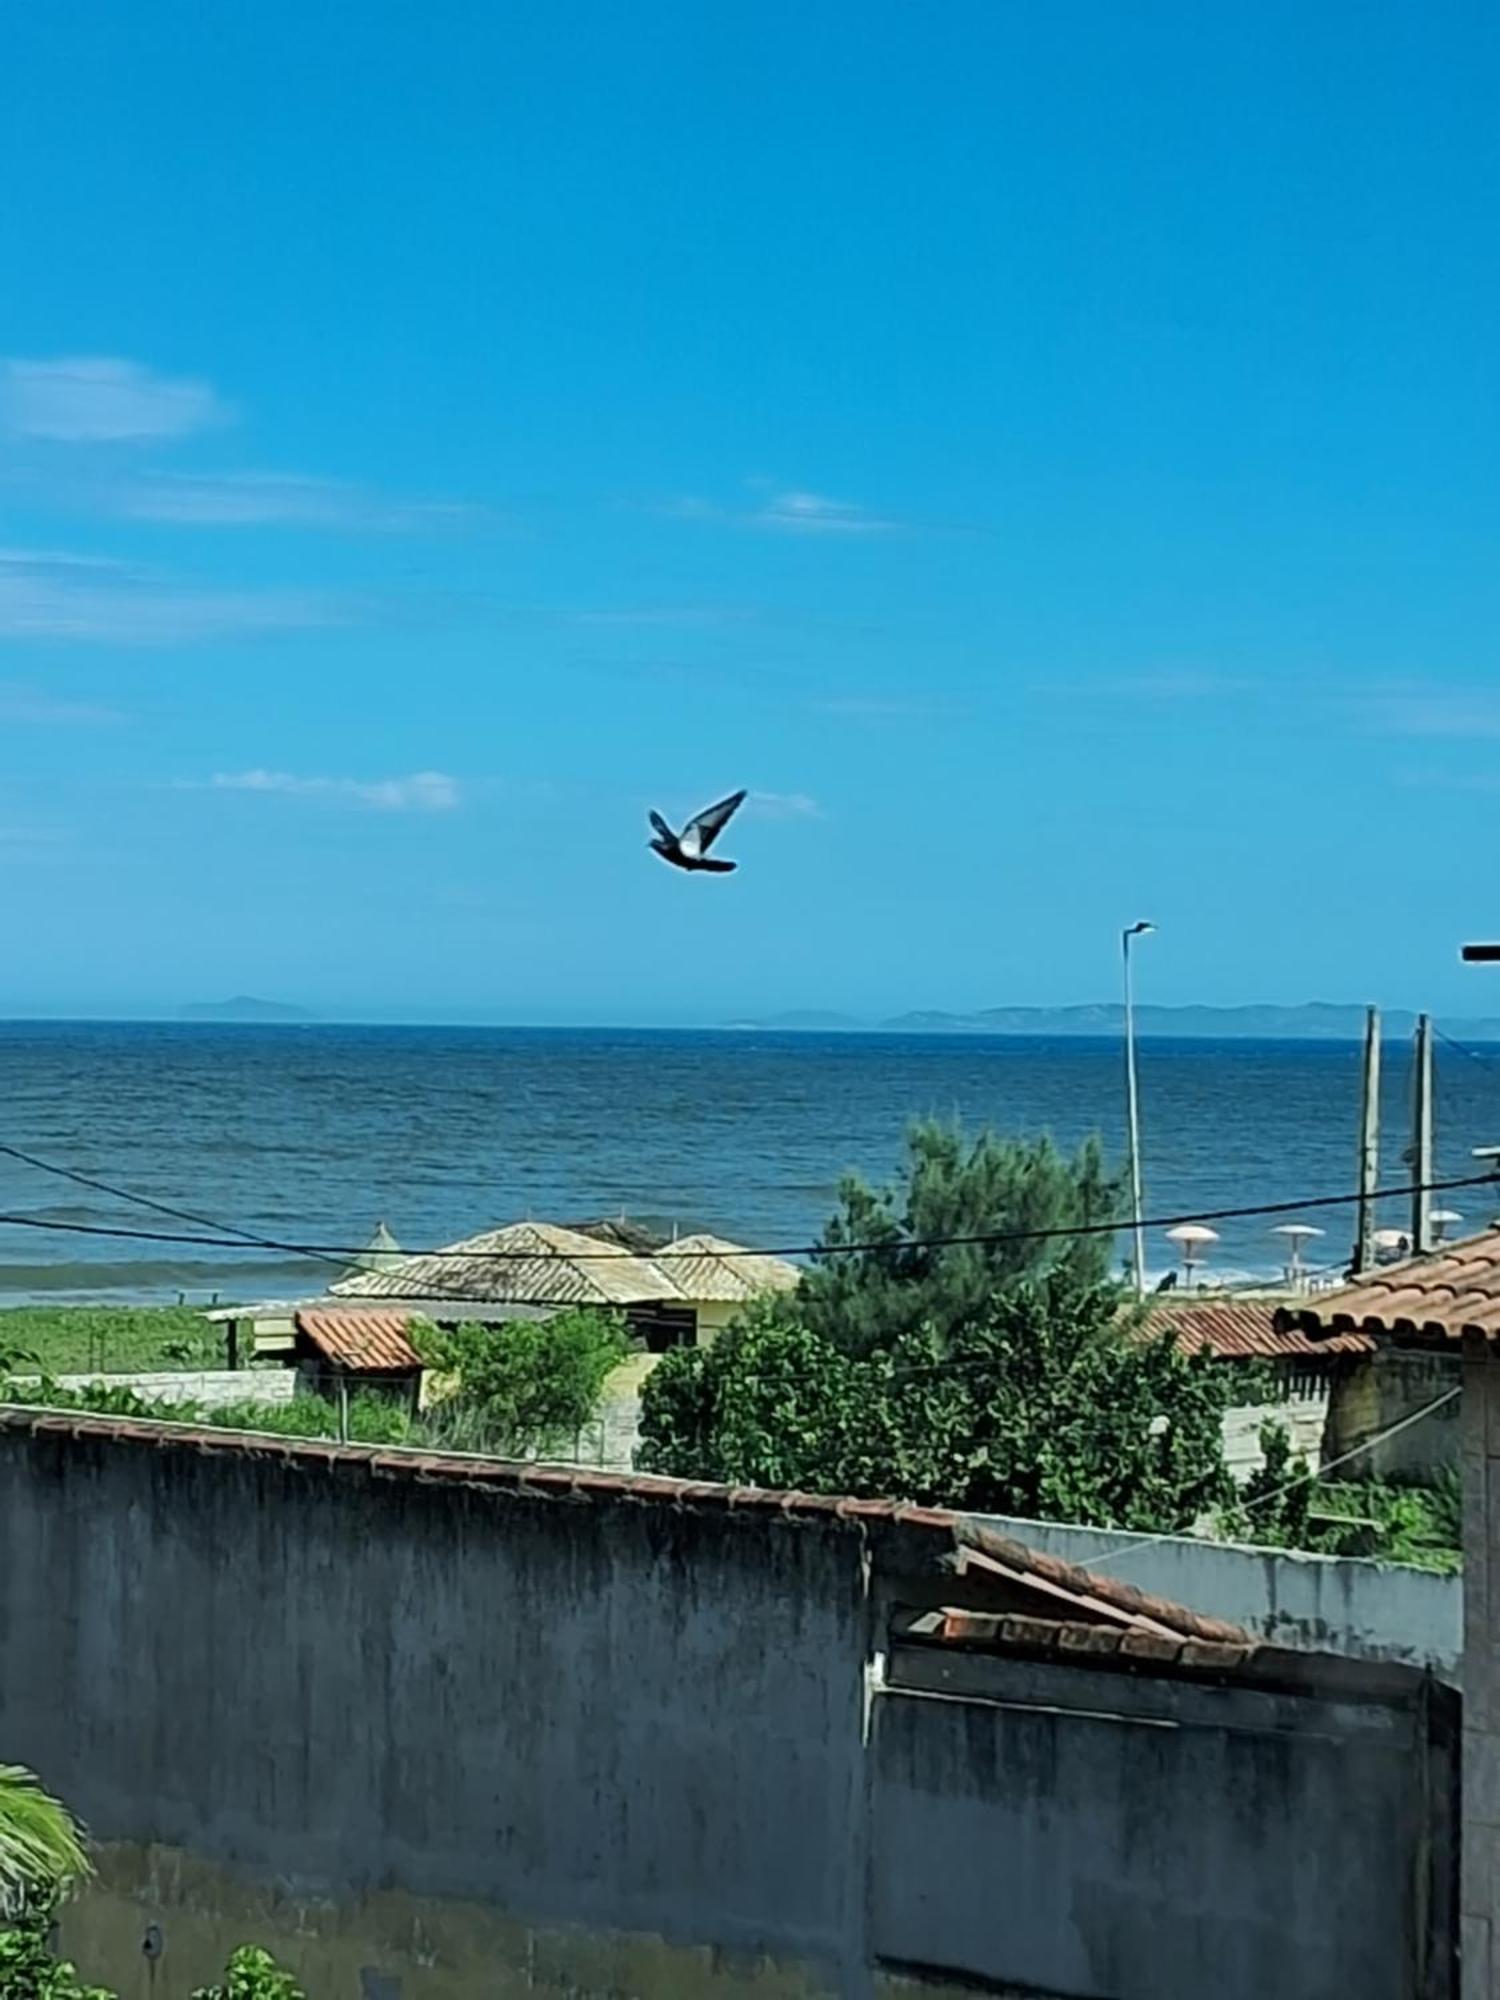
[0,1305,226,1376]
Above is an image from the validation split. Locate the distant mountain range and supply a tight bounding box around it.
[178,996,316,1024]
[741,1003,1500,1041]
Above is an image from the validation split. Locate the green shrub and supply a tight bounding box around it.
[417,1309,630,1459]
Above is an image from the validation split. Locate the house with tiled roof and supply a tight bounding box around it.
[203,1216,801,1459]
[1146,1292,1456,1482]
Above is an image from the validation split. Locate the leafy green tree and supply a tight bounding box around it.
[1229,1420,1313,1547]
[797,1122,1124,1357]
[638,1299,858,1489]
[416,1309,630,1457]
[639,1275,1232,1532]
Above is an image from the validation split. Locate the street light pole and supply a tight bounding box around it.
[1122,921,1156,1298]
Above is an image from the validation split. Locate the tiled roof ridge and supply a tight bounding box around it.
[905,1610,1442,1705]
[956,1521,1249,1644]
[1140,1296,1374,1359]
[1274,1221,1500,1346]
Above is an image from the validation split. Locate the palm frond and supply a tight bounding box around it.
[0,1765,91,1909]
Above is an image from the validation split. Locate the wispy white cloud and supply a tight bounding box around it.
[0,357,231,442]
[0,548,348,645]
[751,491,897,535]
[0,359,483,537]
[1366,691,1500,740]
[746,790,822,820]
[207,769,461,813]
[654,487,902,536]
[0,680,122,725]
[112,469,485,533]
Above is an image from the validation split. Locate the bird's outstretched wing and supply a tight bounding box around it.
[648,810,675,843]
[681,789,747,857]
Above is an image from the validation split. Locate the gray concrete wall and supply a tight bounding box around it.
[0,1420,872,1996]
[875,1641,1456,2000]
[0,1417,1459,2000]
[969,1507,1461,1675]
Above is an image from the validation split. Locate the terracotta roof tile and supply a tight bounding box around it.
[955,1522,1249,1644]
[1142,1298,1374,1360]
[1276,1224,1500,1348]
[0,1409,1241,1644]
[296,1308,422,1372]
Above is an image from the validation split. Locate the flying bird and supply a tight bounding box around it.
[649,789,747,873]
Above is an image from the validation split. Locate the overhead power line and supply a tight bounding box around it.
[1435,1023,1500,1071]
[1087,1385,1462,1577]
[0,1140,351,1277]
[0,1143,1495,1268]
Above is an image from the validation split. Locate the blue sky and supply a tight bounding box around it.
[2,0,1496,1023]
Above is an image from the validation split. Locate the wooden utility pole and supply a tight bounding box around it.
[1352,1005,1381,1275]
[1410,1012,1434,1255]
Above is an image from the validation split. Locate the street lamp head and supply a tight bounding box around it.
[1125,920,1156,940]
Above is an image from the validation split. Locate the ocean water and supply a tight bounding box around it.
[2,1022,1499,1305]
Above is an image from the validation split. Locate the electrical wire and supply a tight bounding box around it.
[0,1140,352,1277]
[1080,1384,1462,1576]
[0,1138,1469,1538]
[1435,1023,1500,1071]
[0,1144,1495,1268]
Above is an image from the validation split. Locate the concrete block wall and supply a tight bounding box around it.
[0,1415,1462,2000]
[1221,1391,1331,1479]
[1328,1351,1462,1481]
[7,1369,297,1410]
